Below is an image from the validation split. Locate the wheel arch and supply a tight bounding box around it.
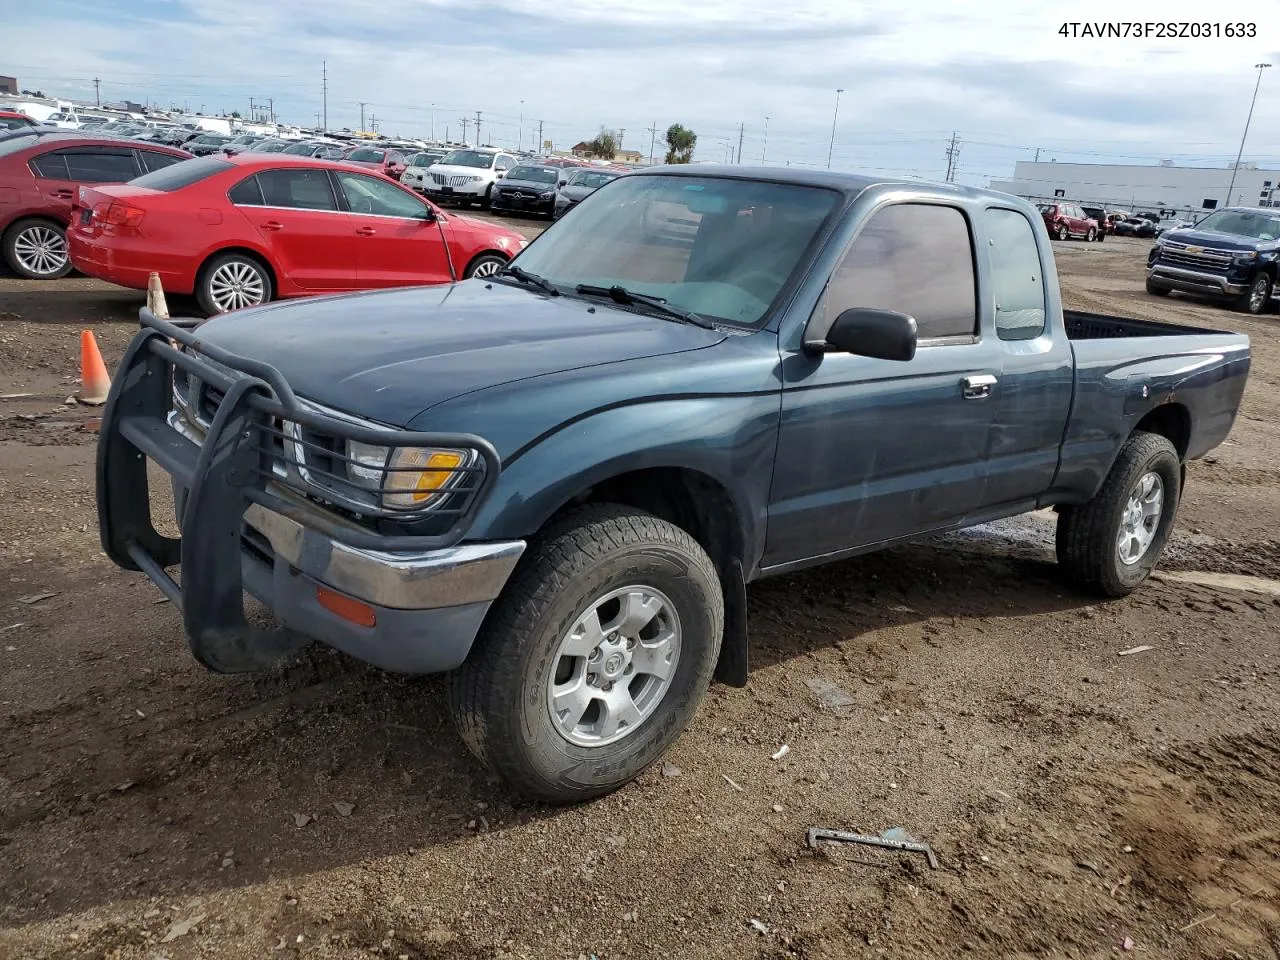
[1133,402,1191,460]
[533,465,752,688]
[195,245,280,293]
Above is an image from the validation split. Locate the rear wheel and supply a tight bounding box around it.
[197,252,273,315]
[447,505,723,803]
[1056,431,1181,597]
[1086,227,1097,242]
[1057,224,1069,241]
[3,218,71,279]
[1237,273,1273,315]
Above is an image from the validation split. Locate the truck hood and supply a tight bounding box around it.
[1161,228,1277,253]
[191,282,726,426]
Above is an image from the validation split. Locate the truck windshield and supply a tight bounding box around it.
[508,175,841,326]
[1195,209,1280,241]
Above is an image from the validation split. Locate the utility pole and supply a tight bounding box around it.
[93,77,100,108]
[430,104,435,141]
[249,97,255,124]
[648,122,658,165]
[321,60,328,133]
[618,128,625,152]
[827,88,843,169]
[518,100,524,151]
[359,102,367,132]
[944,131,961,182]
[538,120,545,152]
[268,98,274,123]
[1034,147,1041,162]
[1226,62,1273,206]
[460,117,470,143]
[736,121,744,164]
[314,112,321,129]
[475,110,482,146]
[369,114,378,133]
[762,116,769,164]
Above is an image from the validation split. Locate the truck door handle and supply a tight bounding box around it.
[261,221,284,231]
[961,374,998,399]
[355,226,376,236]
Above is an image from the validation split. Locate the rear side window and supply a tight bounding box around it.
[128,156,232,191]
[256,169,337,210]
[62,151,139,183]
[228,175,264,205]
[986,209,1047,341]
[29,152,70,179]
[138,150,184,173]
[824,203,978,341]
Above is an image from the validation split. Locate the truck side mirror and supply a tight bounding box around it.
[823,307,918,361]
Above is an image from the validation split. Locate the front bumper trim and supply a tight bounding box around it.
[1147,264,1247,296]
[244,502,525,610]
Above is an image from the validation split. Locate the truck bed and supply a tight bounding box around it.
[1064,309,1228,340]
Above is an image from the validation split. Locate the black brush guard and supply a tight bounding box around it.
[97,308,501,673]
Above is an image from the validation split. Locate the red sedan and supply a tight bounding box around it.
[0,130,191,279]
[67,153,529,315]
[341,145,408,181]
[0,110,40,131]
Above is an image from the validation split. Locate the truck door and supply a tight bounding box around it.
[980,206,1075,506]
[764,201,1000,567]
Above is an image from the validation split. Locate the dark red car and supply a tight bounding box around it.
[0,111,39,131]
[1036,201,1099,242]
[341,145,408,180]
[67,153,528,315]
[0,130,191,279]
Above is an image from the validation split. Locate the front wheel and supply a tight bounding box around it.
[447,505,724,803]
[3,218,71,279]
[1237,273,1273,315]
[464,252,506,279]
[1056,431,1181,597]
[1145,277,1171,296]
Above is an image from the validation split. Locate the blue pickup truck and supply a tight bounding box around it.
[1146,206,1280,314]
[97,167,1251,803]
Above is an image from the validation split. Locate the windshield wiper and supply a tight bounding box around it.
[574,284,716,329]
[495,265,560,296]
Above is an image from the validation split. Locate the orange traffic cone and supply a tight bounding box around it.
[78,329,111,406]
[146,272,169,319]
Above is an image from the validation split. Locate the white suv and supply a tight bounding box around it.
[420,147,518,208]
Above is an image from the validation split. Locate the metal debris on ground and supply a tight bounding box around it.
[1117,645,1154,656]
[748,918,770,934]
[807,826,940,870]
[15,592,58,605]
[804,677,857,712]
[771,744,790,761]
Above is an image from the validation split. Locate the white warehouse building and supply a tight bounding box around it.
[989,160,1280,217]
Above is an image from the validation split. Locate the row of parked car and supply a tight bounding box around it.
[1037,201,1201,243]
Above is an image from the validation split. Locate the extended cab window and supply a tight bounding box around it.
[823,203,978,341]
[256,169,338,211]
[986,209,1046,341]
[336,171,428,218]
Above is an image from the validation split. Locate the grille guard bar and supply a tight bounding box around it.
[96,306,502,673]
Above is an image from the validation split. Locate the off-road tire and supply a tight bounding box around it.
[1145,278,1171,296]
[447,505,724,804]
[1056,431,1181,598]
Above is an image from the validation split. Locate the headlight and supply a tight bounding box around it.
[1235,251,1259,262]
[346,442,473,511]
[539,190,554,198]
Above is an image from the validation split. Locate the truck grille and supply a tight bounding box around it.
[170,360,486,524]
[1158,241,1234,272]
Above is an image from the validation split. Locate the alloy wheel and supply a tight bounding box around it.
[546,585,682,747]
[13,224,67,277]
[1117,471,1163,565]
[208,260,266,312]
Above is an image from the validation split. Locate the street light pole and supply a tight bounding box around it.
[518,100,524,151]
[762,115,769,164]
[1226,62,1271,206]
[827,88,843,169]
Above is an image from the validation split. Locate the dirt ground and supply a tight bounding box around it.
[1,225,1278,960]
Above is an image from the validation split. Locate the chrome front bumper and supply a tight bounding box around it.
[243,502,524,610]
[1147,264,1247,296]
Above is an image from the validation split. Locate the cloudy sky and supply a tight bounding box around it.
[5,0,1280,184]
